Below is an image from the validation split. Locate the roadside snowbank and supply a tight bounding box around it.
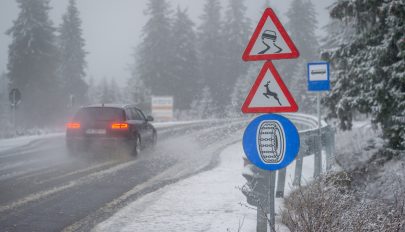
[0,133,63,153]
[94,142,324,232]
[0,121,199,153]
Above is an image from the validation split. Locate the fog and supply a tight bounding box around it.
[0,0,333,84]
[0,1,404,230]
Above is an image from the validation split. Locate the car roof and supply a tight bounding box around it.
[83,104,138,109]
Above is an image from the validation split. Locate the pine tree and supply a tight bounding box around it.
[0,72,7,104]
[283,0,319,112]
[286,0,319,61]
[7,0,61,127]
[262,0,280,15]
[171,7,200,111]
[223,0,251,112]
[126,74,151,112]
[87,77,98,104]
[190,86,216,119]
[290,60,317,113]
[58,0,88,108]
[227,65,260,116]
[136,0,175,97]
[99,77,114,104]
[198,0,227,110]
[0,72,8,114]
[0,72,11,136]
[321,2,356,51]
[323,0,405,149]
[87,77,120,106]
[109,78,121,103]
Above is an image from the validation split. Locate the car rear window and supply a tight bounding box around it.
[74,107,125,122]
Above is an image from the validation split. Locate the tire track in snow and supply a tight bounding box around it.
[0,158,140,213]
[64,122,247,231]
[0,122,224,213]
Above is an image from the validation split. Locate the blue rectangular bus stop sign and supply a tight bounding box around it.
[307,62,330,91]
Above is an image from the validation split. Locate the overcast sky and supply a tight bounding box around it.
[0,0,334,85]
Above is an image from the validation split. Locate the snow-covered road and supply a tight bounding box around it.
[94,142,325,232]
[0,117,325,231]
[0,120,248,231]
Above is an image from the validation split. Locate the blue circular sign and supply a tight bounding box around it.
[243,114,300,171]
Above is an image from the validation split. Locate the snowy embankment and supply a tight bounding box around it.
[0,133,64,153]
[152,120,208,129]
[94,142,326,232]
[0,120,202,153]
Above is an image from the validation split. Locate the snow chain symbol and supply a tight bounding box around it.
[257,120,286,164]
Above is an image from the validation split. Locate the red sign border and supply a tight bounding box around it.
[242,8,300,61]
[241,62,298,113]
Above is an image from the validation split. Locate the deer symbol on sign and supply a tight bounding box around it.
[263,81,282,106]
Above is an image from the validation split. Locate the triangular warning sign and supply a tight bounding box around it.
[242,62,298,113]
[242,8,299,61]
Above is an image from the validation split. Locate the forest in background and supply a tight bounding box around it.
[0,0,320,127]
[0,0,403,150]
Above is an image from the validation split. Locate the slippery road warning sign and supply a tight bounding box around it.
[242,8,299,61]
[241,62,298,113]
[243,114,300,171]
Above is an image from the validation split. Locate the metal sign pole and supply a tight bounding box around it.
[276,168,286,198]
[243,114,300,232]
[268,171,276,232]
[257,207,267,232]
[314,92,322,177]
[317,92,321,130]
[241,8,302,232]
[307,62,330,177]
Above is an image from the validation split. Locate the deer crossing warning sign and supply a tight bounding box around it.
[241,62,298,113]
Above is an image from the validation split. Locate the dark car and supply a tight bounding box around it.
[66,104,157,156]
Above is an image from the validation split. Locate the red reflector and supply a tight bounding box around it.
[111,123,128,129]
[67,122,81,129]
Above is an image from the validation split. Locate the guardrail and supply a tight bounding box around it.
[241,113,335,232]
[282,113,335,189]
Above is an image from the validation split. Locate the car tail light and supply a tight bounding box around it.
[111,123,129,130]
[67,122,81,129]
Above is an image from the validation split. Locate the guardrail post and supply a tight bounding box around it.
[276,168,286,198]
[293,136,306,186]
[314,132,322,177]
[324,127,334,170]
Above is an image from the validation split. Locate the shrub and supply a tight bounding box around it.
[282,172,405,232]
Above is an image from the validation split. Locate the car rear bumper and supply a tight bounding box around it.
[66,136,132,151]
